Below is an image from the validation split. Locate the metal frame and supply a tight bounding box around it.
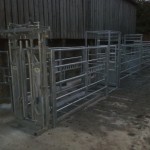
[142,41,150,69]
[120,44,142,80]
[123,34,143,44]
[120,34,145,81]
[3,22,50,133]
[0,24,150,134]
[85,30,121,89]
[47,46,109,126]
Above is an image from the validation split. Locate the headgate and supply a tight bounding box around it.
[4,23,50,132]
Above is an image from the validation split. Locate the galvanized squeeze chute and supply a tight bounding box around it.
[1,22,51,133]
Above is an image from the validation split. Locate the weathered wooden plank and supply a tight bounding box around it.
[97,0,99,30]
[43,0,49,26]
[28,0,34,22]
[34,0,40,22]
[56,0,60,38]
[75,0,78,38]
[100,0,103,29]
[5,0,12,27]
[17,0,24,23]
[0,0,5,29]
[51,0,56,38]
[63,0,67,38]
[77,0,80,38]
[47,0,53,38]
[38,0,44,25]
[11,0,18,24]
[95,0,98,30]
[60,0,63,38]
[81,0,84,38]
[91,0,93,30]
[68,0,71,38]
[78,0,83,38]
[24,0,29,23]
[70,0,74,38]
[73,0,77,38]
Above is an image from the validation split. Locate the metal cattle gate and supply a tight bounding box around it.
[142,41,150,69]
[48,46,111,127]
[120,34,149,80]
[0,23,150,134]
[120,44,142,80]
[85,31,121,90]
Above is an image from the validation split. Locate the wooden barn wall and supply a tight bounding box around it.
[121,0,136,34]
[0,0,136,39]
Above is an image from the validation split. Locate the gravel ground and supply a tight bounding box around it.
[0,69,150,150]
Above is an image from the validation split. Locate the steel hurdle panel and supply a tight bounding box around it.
[85,30,121,90]
[47,46,109,126]
[142,41,150,69]
[120,44,142,80]
[120,34,144,81]
[123,34,143,44]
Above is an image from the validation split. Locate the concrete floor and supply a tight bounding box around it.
[1,69,150,150]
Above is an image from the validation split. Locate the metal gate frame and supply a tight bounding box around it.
[47,46,110,127]
[85,30,121,89]
[0,23,150,134]
[120,34,150,81]
[2,23,50,133]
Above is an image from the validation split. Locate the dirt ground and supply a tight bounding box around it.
[1,69,150,150]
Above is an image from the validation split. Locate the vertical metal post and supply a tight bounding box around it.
[8,39,14,112]
[140,35,143,71]
[95,34,99,81]
[117,33,121,87]
[105,46,109,96]
[83,32,88,86]
[10,39,20,118]
[42,33,50,129]
[59,51,62,90]
[18,38,25,119]
[38,28,50,129]
[85,32,88,47]
[27,37,37,120]
[107,31,111,89]
[27,39,34,120]
[84,48,89,96]
[49,49,57,127]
